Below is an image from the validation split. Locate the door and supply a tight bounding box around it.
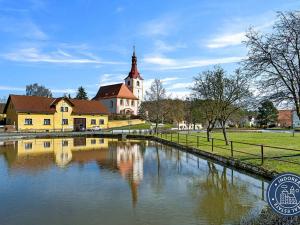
[74,118,86,131]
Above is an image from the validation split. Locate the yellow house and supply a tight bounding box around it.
[4,95,109,131]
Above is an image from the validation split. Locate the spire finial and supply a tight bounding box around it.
[133,45,136,56]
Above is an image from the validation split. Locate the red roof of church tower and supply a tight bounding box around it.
[125,47,143,80]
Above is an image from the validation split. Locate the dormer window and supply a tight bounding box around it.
[60,107,68,112]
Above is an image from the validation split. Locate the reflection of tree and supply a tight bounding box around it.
[188,162,253,225]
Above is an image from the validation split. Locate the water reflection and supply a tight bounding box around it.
[0,138,267,225]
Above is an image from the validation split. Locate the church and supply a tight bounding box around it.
[93,48,144,115]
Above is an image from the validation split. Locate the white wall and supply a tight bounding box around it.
[293,111,300,128]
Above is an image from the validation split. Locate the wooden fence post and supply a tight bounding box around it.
[197,136,199,148]
[230,141,233,157]
[177,133,179,143]
[211,138,214,152]
[186,134,188,146]
[261,145,264,164]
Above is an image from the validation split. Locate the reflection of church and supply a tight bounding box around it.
[280,186,298,204]
[0,137,145,207]
[116,142,144,207]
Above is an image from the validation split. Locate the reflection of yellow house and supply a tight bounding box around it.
[16,138,109,167]
[0,137,145,207]
[4,95,109,131]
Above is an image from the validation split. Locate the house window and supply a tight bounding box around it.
[62,119,68,125]
[131,100,135,106]
[25,118,33,125]
[44,141,51,148]
[99,119,104,125]
[25,143,32,150]
[44,119,51,125]
[110,100,114,108]
[91,139,96,145]
[126,99,129,106]
[120,99,123,105]
[91,119,96,125]
[137,81,140,86]
[62,140,68,147]
[99,138,104,144]
[60,107,68,112]
[127,81,130,86]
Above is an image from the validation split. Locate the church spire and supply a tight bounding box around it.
[126,46,143,80]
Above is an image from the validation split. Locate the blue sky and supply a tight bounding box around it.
[0,0,299,99]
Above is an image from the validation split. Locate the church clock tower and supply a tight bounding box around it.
[124,47,144,104]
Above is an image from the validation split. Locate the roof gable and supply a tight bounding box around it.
[93,83,138,100]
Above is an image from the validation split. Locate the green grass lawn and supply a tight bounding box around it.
[156,131,300,174]
[111,122,174,130]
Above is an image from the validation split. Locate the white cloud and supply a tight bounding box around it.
[0,86,24,92]
[143,55,244,70]
[205,14,275,49]
[2,47,124,65]
[98,73,125,86]
[0,17,48,40]
[167,82,192,90]
[51,88,77,94]
[207,32,245,49]
[140,16,176,37]
[153,40,186,53]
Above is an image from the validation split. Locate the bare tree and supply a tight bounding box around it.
[192,68,222,141]
[192,67,251,144]
[217,69,252,144]
[144,79,166,133]
[26,83,53,97]
[243,11,300,119]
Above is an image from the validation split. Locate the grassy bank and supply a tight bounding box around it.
[156,131,300,174]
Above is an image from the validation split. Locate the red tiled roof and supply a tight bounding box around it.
[93,83,138,100]
[4,95,109,115]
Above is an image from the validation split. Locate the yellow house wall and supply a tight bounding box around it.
[9,99,108,131]
[108,119,145,128]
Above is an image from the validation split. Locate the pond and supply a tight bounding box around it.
[0,137,268,225]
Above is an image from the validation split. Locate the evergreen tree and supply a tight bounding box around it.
[75,86,88,100]
[257,100,278,127]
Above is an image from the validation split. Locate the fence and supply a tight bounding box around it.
[155,131,300,168]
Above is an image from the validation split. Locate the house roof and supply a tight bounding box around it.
[4,95,109,115]
[93,83,138,100]
[0,103,5,114]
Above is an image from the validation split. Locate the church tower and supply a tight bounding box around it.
[124,47,144,104]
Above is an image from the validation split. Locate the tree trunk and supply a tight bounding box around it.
[221,121,229,145]
[206,127,211,142]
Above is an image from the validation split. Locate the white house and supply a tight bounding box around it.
[292,111,300,128]
[93,48,144,115]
